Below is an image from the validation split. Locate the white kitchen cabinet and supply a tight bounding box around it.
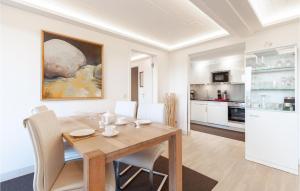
[230,69,244,84]
[191,101,207,122]
[207,102,228,126]
[190,64,210,84]
[246,109,298,174]
[230,57,244,84]
[190,55,244,84]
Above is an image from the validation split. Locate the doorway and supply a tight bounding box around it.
[130,50,157,104]
[131,67,139,102]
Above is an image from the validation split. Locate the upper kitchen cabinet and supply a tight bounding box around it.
[190,54,245,84]
[190,62,210,84]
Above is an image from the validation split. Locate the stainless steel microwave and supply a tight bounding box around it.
[212,71,229,83]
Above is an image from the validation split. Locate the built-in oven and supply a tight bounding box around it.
[228,102,245,123]
[212,71,229,83]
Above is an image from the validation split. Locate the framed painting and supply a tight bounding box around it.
[139,71,144,87]
[42,31,103,100]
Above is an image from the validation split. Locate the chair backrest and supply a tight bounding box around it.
[137,103,165,124]
[31,105,48,115]
[24,110,64,191]
[114,101,137,118]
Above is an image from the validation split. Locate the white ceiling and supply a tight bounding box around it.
[2,0,300,51]
[249,0,300,26]
[2,0,227,50]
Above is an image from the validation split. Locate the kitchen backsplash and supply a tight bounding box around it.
[191,84,245,101]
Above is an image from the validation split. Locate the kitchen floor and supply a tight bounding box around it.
[191,123,245,142]
[162,130,299,191]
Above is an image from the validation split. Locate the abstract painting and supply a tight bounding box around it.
[42,31,103,100]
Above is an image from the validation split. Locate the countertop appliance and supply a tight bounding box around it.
[190,90,196,100]
[223,90,228,100]
[212,71,229,83]
[228,102,245,123]
[283,97,295,111]
[217,90,222,99]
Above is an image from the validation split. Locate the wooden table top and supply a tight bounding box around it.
[60,115,180,163]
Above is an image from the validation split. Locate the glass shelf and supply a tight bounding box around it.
[246,107,295,112]
[252,67,294,74]
[245,45,296,112]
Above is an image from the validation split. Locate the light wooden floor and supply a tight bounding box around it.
[162,130,299,191]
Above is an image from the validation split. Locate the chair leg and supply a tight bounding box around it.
[113,161,121,191]
[149,170,154,190]
[118,167,168,191]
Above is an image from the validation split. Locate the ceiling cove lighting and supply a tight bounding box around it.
[7,0,229,51]
[248,0,300,26]
[169,30,228,50]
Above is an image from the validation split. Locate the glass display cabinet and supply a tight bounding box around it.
[245,45,299,175]
[245,45,297,112]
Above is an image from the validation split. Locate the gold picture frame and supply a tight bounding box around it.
[41,31,103,100]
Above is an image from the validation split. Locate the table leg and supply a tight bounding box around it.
[168,130,182,191]
[83,150,106,191]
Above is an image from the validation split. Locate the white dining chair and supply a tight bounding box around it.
[137,103,165,123]
[115,103,167,191]
[114,101,137,118]
[24,110,116,191]
[31,106,82,161]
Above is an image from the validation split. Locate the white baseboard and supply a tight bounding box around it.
[246,155,298,175]
[0,165,34,182]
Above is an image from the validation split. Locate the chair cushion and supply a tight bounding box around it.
[51,160,83,191]
[117,146,164,170]
[64,141,82,161]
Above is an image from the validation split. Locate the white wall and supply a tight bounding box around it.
[0,4,169,180]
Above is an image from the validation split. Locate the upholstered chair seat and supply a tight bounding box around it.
[117,145,163,170]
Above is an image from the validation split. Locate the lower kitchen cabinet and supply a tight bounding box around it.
[191,101,228,126]
[191,101,207,123]
[245,109,298,174]
[207,102,228,126]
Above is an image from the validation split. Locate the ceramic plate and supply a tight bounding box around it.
[137,120,152,125]
[102,130,119,137]
[70,129,95,137]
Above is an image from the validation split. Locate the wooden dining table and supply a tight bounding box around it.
[60,115,182,191]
